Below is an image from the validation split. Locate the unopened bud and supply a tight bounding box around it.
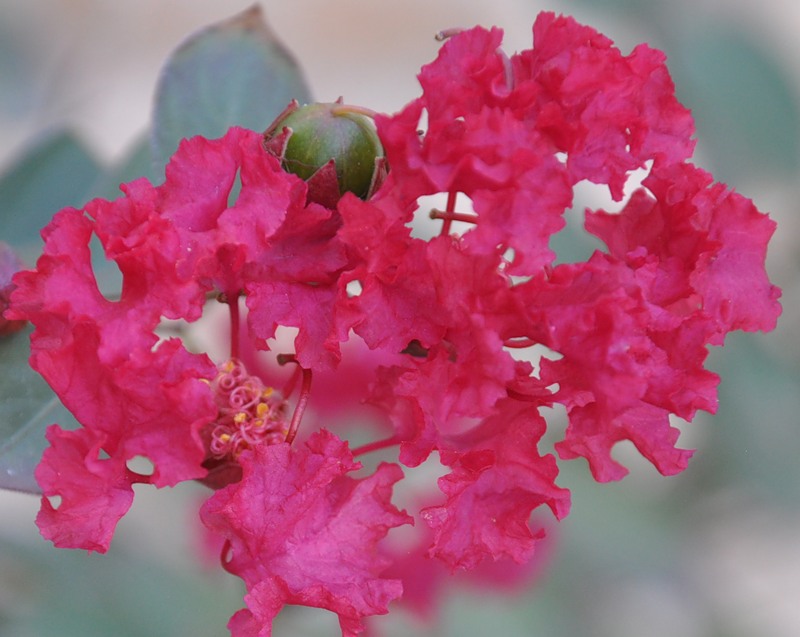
[264,100,386,208]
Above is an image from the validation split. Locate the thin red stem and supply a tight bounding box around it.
[351,435,401,457]
[438,190,459,235]
[285,367,312,445]
[282,364,301,399]
[431,209,478,225]
[227,295,240,360]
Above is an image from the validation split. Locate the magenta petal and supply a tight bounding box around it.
[35,426,135,553]
[201,430,411,636]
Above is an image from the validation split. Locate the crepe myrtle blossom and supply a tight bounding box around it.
[8,11,781,637]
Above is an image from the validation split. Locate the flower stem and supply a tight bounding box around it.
[285,367,312,445]
[351,435,401,457]
[281,363,301,399]
[431,209,478,226]
[227,294,240,360]
[437,190,461,235]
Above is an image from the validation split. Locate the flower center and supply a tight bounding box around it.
[206,359,288,459]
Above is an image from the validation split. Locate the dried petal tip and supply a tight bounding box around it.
[435,27,464,41]
[263,100,386,208]
[0,241,26,336]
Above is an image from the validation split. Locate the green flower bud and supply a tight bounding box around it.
[263,100,386,208]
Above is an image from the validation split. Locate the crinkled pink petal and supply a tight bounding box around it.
[418,26,508,118]
[516,12,695,197]
[424,235,523,337]
[35,425,135,552]
[383,502,550,623]
[247,280,345,370]
[10,208,218,486]
[337,191,444,352]
[379,104,573,275]
[421,399,569,570]
[200,430,411,637]
[587,161,781,339]
[382,12,695,221]
[553,399,694,482]
[158,128,301,297]
[429,110,573,273]
[245,194,351,370]
[368,327,517,468]
[362,239,525,466]
[373,101,436,200]
[518,254,708,480]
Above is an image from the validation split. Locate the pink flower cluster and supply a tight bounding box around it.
[8,12,781,637]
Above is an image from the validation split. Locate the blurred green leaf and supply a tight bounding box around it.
[0,23,37,117]
[151,4,312,172]
[670,22,799,182]
[0,131,101,262]
[91,135,158,200]
[0,326,78,494]
[691,334,800,504]
[0,130,150,495]
[0,530,244,637]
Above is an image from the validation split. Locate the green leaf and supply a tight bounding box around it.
[691,334,800,503]
[0,131,105,495]
[670,22,799,182]
[0,131,101,262]
[0,513,246,637]
[0,326,78,494]
[151,4,312,172]
[0,22,37,118]
[90,135,158,201]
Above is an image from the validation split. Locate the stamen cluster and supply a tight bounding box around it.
[206,359,288,459]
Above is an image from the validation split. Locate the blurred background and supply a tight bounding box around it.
[1,0,799,635]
